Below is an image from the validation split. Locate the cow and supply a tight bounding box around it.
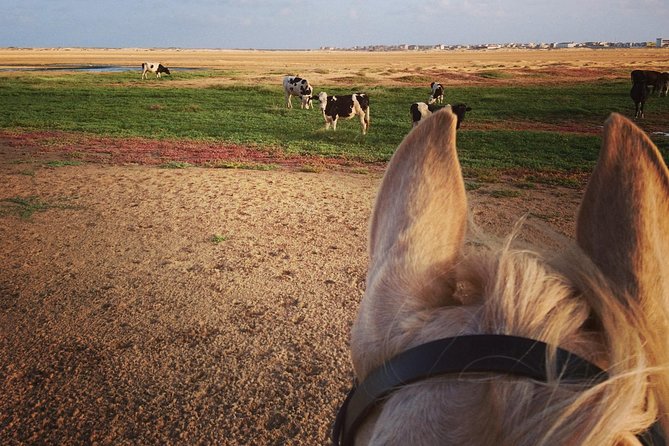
[428,82,444,104]
[631,79,649,119]
[411,102,471,129]
[141,62,171,79]
[283,75,314,109]
[313,92,370,135]
[657,72,669,97]
[631,69,669,97]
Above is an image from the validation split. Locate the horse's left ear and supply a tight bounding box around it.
[577,113,669,316]
[366,108,467,308]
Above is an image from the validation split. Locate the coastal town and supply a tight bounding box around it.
[321,37,669,51]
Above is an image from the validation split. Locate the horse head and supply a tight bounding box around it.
[338,110,669,445]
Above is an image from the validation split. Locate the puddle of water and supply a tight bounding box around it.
[0,65,201,73]
[652,132,669,137]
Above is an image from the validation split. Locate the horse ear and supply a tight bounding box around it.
[367,108,467,308]
[576,113,669,315]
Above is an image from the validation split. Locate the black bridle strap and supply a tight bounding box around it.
[334,334,610,446]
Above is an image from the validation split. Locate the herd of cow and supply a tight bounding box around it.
[282,76,472,135]
[630,69,669,119]
[140,62,666,131]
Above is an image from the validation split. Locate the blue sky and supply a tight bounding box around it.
[2,0,668,49]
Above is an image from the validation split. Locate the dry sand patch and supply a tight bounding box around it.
[0,140,582,443]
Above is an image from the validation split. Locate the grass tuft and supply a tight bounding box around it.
[298,165,323,173]
[45,160,83,167]
[209,161,278,171]
[487,189,523,198]
[160,161,192,169]
[211,234,228,244]
[0,195,79,219]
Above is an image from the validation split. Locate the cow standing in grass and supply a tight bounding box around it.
[428,82,444,104]
[631,80,649,119]
[141,63,171,79]
[632,69,669,97]
[283,75,314,109]
[314,92,370,135]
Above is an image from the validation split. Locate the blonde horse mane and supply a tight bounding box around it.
[349,110,669,445]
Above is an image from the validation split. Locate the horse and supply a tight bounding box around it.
[333,109,669,445]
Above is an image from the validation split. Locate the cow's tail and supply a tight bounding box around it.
[365,105,371,129]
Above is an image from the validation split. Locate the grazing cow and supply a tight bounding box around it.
[428,82,444,104]
[314,92,370,135]
[631,79,649,119]
[631,69,669,97]
[410,102,471,129]
[141,62,170,79]
[659,72,669,97]
[283,75,314,109]
[332,109,669,446]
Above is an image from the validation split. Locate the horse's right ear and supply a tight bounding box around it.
[577,113,669,318]
[366,108,467,308]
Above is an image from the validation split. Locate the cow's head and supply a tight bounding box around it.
[300,95,313,109]
[450,103,472,129]
[300,82,313,97]
[158,64,171,75]
[316,92,329,112]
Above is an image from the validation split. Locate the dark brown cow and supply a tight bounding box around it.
[631,79,649,119]
[631,70,669,97]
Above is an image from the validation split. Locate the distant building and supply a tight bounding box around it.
[555,42,577,49]
[657,38,669,48]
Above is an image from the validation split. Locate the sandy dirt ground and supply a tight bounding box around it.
[0,48,653,445]
[0,134,583,445]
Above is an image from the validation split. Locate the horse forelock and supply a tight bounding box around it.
[353,234,663,446]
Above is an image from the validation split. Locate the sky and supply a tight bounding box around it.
[2,0,668,49]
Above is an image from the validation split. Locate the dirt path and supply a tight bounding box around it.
[0,137,583,444]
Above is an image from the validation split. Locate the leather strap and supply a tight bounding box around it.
[332,334,664,446]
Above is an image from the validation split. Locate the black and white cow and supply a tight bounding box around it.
[428,82,444,104]
[141,62,171,79]
[283,75,314,109]
[410,102,471,129]
[314,92,370,134]
[631,69,669,97]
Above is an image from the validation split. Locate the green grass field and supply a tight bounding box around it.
[1,70,668,172]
